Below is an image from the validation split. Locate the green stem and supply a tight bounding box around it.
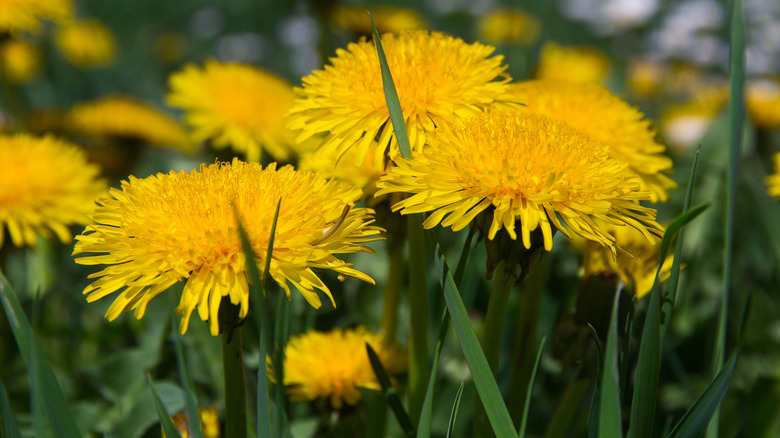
[543,377,590,438]
[474,259,514,437]
[222,328,247,438]
[406,214,428,425]
[380,230,405,341]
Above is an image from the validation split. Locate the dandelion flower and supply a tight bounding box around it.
[332,5,426,35]
[55,19,116,68]
[73,160,382,335]
[167,61,297,162]
[376,111,662,254]
[276,327,407,408]
[768,152,780,199]
[287,30,521,170]
[0,134,106,248]
[476,8,541,46]
[660,100,722,151]
[66,95,193,152]
[535,42,610,84]
[0,0,71,34]
[298,138,386,197]
[509,80,676,202]
[577,224,673,298]
[0,38,41,84]
[167,406,220,438]
[746,78,780,130]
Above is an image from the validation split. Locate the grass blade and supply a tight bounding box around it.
[709,0,745,435]
[430,232,516,438]
[599,291,624,438]
[446,382,466,438]
[148,373,182,438]
[172,322,204,438]
[669,351,739,438]
[366,343,416,437]
[368,11,412,159]
[587,324,604,438]
[0,379,21,438]
[518,337,546,438]
[273,288,289,438]
[0,271,81,438]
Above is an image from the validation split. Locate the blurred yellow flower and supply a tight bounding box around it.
[578,224,673,299]
[66,95,194,152]
[287,30,521,171]
[332,5,426,35]
[477,8,541,46]
[275,327,407,408]
[376,111,662,254]
[55,19,116,68]
[167,61,297,162]
[535,42,610,84]
[73,160,382,335]
[627,58,666,97]
[0,134,106,248]
[509,80,676,202]
[746,78,780,130]
[768,153,780,199]
[0,39,40,84]
[167,406,220,438]
[660,100,722,151]
[0,0,71,34]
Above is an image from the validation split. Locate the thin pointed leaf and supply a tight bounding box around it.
[0,271,81,438]
[518,337,546,438]
[429,233,516,438]
[587,324,604,438]
[366,343,416,437]
[620,297,636,404]
[446,382,466,438]
[368,12,412,159]
[669,352,739,438]
[0,379,21,438]
[148,374,182,438]
[273,289,289,438]
[599,291,623,438]
[173,322,204,438]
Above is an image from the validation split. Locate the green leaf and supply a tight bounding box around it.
[366,343,416,437]
[172,324,204,438]
[0,271,81,438]
[0,379,21,438]
[587,324,604,438]
[669,351,739,438]
[446,382,466,438]
[599,291,623,438]
[273,288,289,438]
[429,233,516,438]
[518,337,546,438]
[148,374,182,438]
[368,11,412,160]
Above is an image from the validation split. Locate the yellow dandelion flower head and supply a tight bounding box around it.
[376,111,662,254]
[767,152,780,199]
[287,30,521,171]
[66,95,193,152]
[627,58,666,97]
[0,0,71,34]
[298,136,386,196]
[73,160,383,336]
[167,61,297,162]
[509,80,676,202]
[55,19,116,68]
[0,134,106,248]
[535,42,610,84]
[332,5,426,35]
[168,406,220,438]
[576,224,673,299]
[278,327,407,408]
[746,78,780,130]
[660,100,721,151]
[476,8,541,46]
[0,38,41,84]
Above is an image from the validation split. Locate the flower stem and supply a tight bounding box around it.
[380,230,405,341]
[406,213,428,425]
[474,259,513,437]
[222,328,247,438]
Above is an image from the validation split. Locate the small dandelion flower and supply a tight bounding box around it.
[287,30,521,170]
[55,19,116,68]
[332,5,426,35]
[275,327,407,408]
[167,61,297,162]
[0,0,71,34]
[167,406,220,438]
[476,8,541,46]
[66,95,193,152]
[73,160,382,335]
[0,38,41,84]
[577,224,674,298]
[0,134,106,248]
[376,111,662,255]
[746,78,780,130]
[535,42,610,84]
[767,152,780,199]
[509,80,676,202]
[660,100,722,151]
